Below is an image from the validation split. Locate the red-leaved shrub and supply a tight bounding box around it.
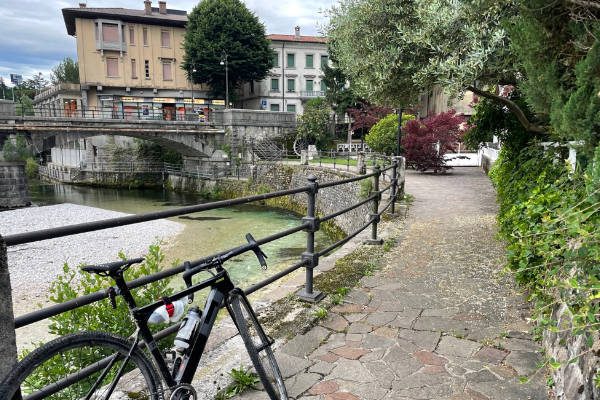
[403,110,468,172]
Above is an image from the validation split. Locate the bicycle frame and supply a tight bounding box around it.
[113,265,236,390]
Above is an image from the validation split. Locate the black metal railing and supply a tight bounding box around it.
[1,159,404,378]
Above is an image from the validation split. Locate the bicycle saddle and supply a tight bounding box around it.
[81,257,144,276]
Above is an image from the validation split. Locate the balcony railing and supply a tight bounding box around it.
[300,90,325,98]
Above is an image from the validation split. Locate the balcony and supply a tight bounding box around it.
[300,91,325,98]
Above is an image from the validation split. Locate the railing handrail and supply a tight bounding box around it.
[5,159,403,335]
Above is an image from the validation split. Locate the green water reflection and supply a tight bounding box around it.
[28,181,332,288]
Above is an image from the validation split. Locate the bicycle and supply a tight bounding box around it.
[1,233,288,400]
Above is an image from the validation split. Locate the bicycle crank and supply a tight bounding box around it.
[170,384,197,400]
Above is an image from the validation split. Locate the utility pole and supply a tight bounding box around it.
[220,51,229,109]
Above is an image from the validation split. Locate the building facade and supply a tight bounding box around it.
[62,1,219,120]
[33,83,82,117]
[238,27,328,115]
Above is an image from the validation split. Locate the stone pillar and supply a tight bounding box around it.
[300,150,309,165]
[357,152,366,174]
[0,162,30,209]
[0,236,18,382]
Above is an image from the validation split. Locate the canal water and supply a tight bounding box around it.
[27,181,333,290]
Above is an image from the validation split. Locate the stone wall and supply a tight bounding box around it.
[0,100,15,116]
[543,304,600,399]
[0,162,29,208]
[168,163,398,235]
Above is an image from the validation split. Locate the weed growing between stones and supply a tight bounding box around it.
[214,366,260,399]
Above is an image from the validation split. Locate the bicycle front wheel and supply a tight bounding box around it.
[0,331,161,400]
[228,292,288,400]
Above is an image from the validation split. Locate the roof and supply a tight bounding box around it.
[62,7,187,36]
[267,34,327,44]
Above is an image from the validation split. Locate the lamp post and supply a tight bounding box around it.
[189,67,197,118]
[220,51,229,109]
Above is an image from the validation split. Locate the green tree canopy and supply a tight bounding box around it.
[51,57,79,85]
[182,0,274,101]
[297,98,333,150]
[321,53,358,116]
[365,113,414,155]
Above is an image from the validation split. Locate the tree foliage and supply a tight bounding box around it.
[296,98,332,149]
[365,113,414,155]
[2,134,31,161]
[347,102,392,138]
[51,57,79,85]
[183,0,274,100]
[403,111,467,172]
[321,55,358,116]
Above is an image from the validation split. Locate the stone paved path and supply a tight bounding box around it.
[237,167,547,400]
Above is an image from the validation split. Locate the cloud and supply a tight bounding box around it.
[0,0,333,85]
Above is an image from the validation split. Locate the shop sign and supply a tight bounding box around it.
[212,99,225,105]
[153,97,176,103]
[183,98,206,104]
[121,96,143,102]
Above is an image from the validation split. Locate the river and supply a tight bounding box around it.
[27,180,333,289]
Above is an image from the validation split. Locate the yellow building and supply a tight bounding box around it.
[62,1,217,120]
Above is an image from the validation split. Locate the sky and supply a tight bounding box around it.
[0,0,335,87]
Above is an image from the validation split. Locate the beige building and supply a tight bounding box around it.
[238,27,328,115]
[62,1,217,120]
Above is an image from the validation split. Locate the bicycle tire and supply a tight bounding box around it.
[0,331,162,400]
[228,293,288,400]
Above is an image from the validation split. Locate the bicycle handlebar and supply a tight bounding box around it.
[182,232,268,283]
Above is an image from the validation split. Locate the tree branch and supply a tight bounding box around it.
[566,0,600,10]
[466,86,547,134]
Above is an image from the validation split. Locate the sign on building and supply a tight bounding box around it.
[10,74,22,85]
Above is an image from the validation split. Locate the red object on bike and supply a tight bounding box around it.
[165,302,175,318]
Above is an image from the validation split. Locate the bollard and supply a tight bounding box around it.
[0,235,18,383]
[365,166,384,245]
[389,158,399,217]
[298,175,324,302]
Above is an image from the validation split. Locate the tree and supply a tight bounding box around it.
[2,134,31,161]
[182,0,274,100]
[321,54,358,117]
[296,98,332,150]
[326,0,546,134]
[347,102,392,140]
[402,111,467,172]
[51,57,79,85]
[365,113,415,155]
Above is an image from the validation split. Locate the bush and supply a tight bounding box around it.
[296,98,333,150]
[25,157,39,178]
[365,113,414,155]
[402,110,467,172]
[2,134,31,162]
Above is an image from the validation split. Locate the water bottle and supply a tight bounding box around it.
[174,307,202,351]
[147,299,186,324]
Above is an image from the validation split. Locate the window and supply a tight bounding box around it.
[270,78,279,92]
[287,78,295,92]
[321,55,329,69]
[144,60,150,79]
[106,57,118,77]
[161,30,170,47]
[270,104,280,112]
[102,23,119,43]
[287,104,296,113]
[272,52,279,67]
[320,80,327,93]
[129,26,135,44]
[143,28,148,46]
[306,54,314,68]
[131,59,137,79]
[287,53,295,68]
[306,79,314,92]
[162,61,172,81]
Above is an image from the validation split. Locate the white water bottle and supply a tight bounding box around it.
[147,299,186,324]
[174,307,202,351]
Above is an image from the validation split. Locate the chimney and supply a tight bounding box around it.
[79,2,87,8]
[294,26,301,39]
[144,0,152,15]
[158,1,167,14]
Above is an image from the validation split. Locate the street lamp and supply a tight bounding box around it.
[220,51,229,109]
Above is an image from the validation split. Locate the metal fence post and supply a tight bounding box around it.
[389,158,399,216]
[298,175,324,302]
[0,235,18,382]
[365,166,384,245]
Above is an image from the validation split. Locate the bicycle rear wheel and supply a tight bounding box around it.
[228,292,287,400]
[0,331,161,400]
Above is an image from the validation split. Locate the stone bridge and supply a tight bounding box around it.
[0,116,224,158]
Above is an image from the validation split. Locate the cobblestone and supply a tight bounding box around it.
[234,168,547,399]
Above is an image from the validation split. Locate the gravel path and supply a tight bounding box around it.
[1,203,184,347]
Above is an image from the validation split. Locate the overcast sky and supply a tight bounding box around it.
[0,0,335,86]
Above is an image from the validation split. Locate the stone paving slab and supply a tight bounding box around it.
[234,168,547,399]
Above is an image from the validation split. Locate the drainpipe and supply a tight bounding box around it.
[282,42,285,111]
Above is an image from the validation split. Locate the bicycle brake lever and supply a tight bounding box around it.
[245,233,268,269]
